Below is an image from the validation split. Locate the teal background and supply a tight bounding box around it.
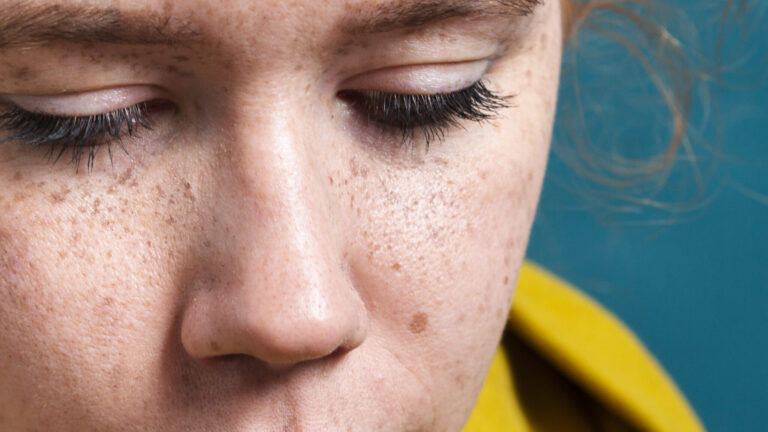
[526,2,766,431]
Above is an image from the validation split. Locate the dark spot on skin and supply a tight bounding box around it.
[12,171,22,181]
[49,186,71,204]
[12,64,30,78]
[391,262,401,271]
[408,312,429,334]
[209,340,221,352]
[328,176,334,185]
[203,240,212,248]
[117,168,133,185]
[349,157,368,178]
[504,276,510,285]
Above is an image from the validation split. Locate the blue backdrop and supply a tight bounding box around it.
[526,2,767,431]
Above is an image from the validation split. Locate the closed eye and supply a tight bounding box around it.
[0,100,169,171]
[338,81,510,148]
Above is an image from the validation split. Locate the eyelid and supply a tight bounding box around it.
[341,60,490,95]
[0,86,162,116]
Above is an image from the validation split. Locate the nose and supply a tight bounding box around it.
[180,102,368,367]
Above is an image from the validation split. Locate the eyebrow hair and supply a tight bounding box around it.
[0,4,202,49]
[344,0,543,35]
[0,0,540,50]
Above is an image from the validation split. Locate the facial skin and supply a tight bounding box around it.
[0,0,561,430]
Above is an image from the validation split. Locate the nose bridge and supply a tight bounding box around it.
[180,96,367,366]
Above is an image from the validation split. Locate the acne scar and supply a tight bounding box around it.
[408,312,429,335]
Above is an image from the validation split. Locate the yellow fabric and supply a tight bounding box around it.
[464,261,705,432]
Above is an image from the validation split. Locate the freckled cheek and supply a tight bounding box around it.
[352,167,529,336]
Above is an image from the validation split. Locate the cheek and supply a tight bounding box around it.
[0,162,202,428]
[341,136,546,414]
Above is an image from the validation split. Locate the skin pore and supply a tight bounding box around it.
[0,0,562,430]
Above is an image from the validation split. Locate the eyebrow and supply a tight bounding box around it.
[0,4,202,49]
[0,0,540,50]
[344,0,543,35]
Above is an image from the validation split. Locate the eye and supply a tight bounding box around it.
[0,100,169,172]
[338,80,510,148]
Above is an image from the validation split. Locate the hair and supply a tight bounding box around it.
[553,0,749,217]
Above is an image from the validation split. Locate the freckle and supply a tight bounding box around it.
[117,168,133,185]
[391,262,401,271]
[209,340,221,352]
[49,186,71,204]
[203,240,212,248]
[329,176,334,185]
[408,312,429,334]
[165,216,175,225]
[12,171,22,181]
[13,192,26,203]
[13,66,30,79]
[503,276,509,285]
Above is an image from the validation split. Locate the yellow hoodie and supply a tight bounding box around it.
[464,262,705,432]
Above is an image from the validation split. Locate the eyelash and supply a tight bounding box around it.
[0,102,153,171]
[339,80,510,148]
[0,81,509,171]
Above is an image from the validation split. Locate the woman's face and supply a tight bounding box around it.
[0,0,561,430]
